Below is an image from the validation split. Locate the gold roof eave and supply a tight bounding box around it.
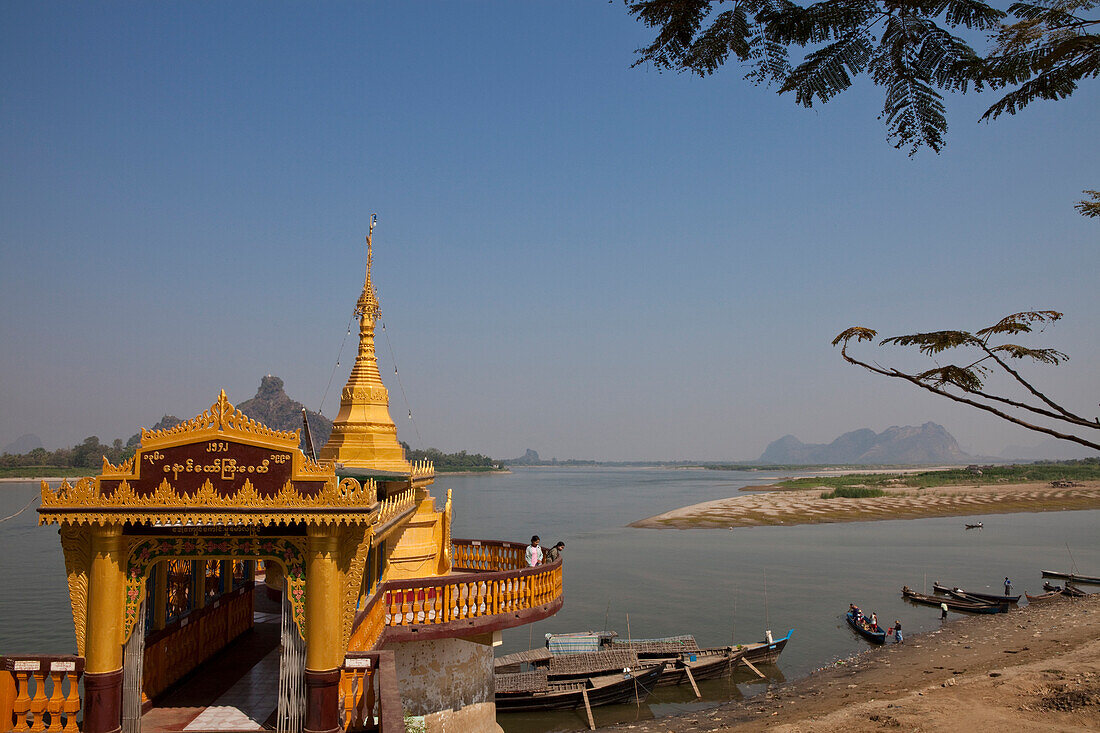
[37,475,390,528]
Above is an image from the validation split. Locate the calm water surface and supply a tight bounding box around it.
[3,468,1098,732]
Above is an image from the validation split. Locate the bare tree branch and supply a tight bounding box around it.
[836,340,1100,452]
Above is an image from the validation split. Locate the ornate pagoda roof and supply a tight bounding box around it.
[37,391,405,527]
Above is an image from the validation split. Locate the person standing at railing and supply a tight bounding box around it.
[543,541,565,563]
[525,536,542,566]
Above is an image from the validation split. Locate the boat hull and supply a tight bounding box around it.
[1041,571,1100,585]
[902,587,1007,614]
[932,583,1020,604]
[495,663,663,712]
[846,611,886,644]
[655,648,746,686]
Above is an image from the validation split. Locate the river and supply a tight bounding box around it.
[3,468,1098,732]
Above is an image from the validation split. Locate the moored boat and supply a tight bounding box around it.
[933,582,1020,604]
[494,662,664,712]
[1041,570,1100,585]
[1044,581,1087,597]
[902,586,1007,614]
[651,647,747,687]
[736,629,794,665]
[1025,589,1062,602]
[846,609,886,644]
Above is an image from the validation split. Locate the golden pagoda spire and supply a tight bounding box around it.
[319,217,412,473]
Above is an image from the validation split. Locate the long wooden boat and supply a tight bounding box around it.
[933,582,1020,604]
[1041,570,1100,585]
[1025,590,1062,603]
[846,610,886,644]
[1044,581,1087,597]
[607,629,792,667]
[902,586,1006,614]
[494,662,664,712]
[738,629,794,665]
[651,647,747,687]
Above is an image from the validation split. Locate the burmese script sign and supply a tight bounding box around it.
[99,439,327,498]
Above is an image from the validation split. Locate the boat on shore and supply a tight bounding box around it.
[496,629,791,692]
[651,646,748,687]
[494,662,664,712]
[611,629,794,667]
[1041,570,1100,585]
[845,609,886,644]
[933,582,1020,604]
[1044,581,1087,597]
[902,586,1007,614]
[1025,589,1063,602]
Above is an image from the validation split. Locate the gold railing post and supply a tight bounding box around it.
[28,669,46,732]
[12,670,30,733]
[61,670,80,733]
[45,670,64,733]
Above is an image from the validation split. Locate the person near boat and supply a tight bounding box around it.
[940,602,948,620]
[1004,576,1012,595]
[526,535,542,566]
[893,620,903,643]
[870,612,878,631]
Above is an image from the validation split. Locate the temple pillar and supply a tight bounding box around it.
[304,525,342,733]
[152,561,167,631]
[193,561,206,610]
[84,525,125,733]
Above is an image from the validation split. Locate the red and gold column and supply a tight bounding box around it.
[304,525,342,733]
[84,525,125,733]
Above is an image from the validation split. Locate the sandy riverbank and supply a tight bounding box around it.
[602,592,1100,732]
[630,480,1100,529]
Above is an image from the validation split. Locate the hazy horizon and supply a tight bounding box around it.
[2,3,1097,462]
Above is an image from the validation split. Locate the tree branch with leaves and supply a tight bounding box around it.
[628,0,1098,157]
[832,311,1100,451]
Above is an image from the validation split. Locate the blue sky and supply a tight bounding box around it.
[2,1,1097,460]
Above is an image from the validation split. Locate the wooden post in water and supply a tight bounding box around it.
[684,665,702,698]
[742,658,766,679]
[581,688,595,731]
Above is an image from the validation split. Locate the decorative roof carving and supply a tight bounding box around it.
[38,390,386,527]
[39,476,380,527]
[137,390,299,449]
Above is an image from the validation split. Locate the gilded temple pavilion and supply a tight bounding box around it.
[1,231,564,733]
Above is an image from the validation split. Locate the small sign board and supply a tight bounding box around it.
[51,661,76,672]
[344,658,372,669]
[13,660,40,671]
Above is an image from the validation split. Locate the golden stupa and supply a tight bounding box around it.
[319,219,413,474]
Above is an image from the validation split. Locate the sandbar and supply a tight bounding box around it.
[630,480,1100,529]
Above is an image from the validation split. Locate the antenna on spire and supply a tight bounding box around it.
[366,214,377,271]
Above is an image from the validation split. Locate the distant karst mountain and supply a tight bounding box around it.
[3,433,43,454]
[127,376,332,456]
[759,423,968,464]
[504,449,542,465]
[235,376,332,455]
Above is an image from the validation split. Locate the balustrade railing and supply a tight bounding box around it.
[1,656,84,733]
[339,651,402,733]
[450,538,525,572]
[347,539,563,654]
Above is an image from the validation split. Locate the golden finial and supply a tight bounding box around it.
[357,214,380,319]
[365,213,376,286]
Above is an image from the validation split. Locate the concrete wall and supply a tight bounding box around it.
[386,636,501,733]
